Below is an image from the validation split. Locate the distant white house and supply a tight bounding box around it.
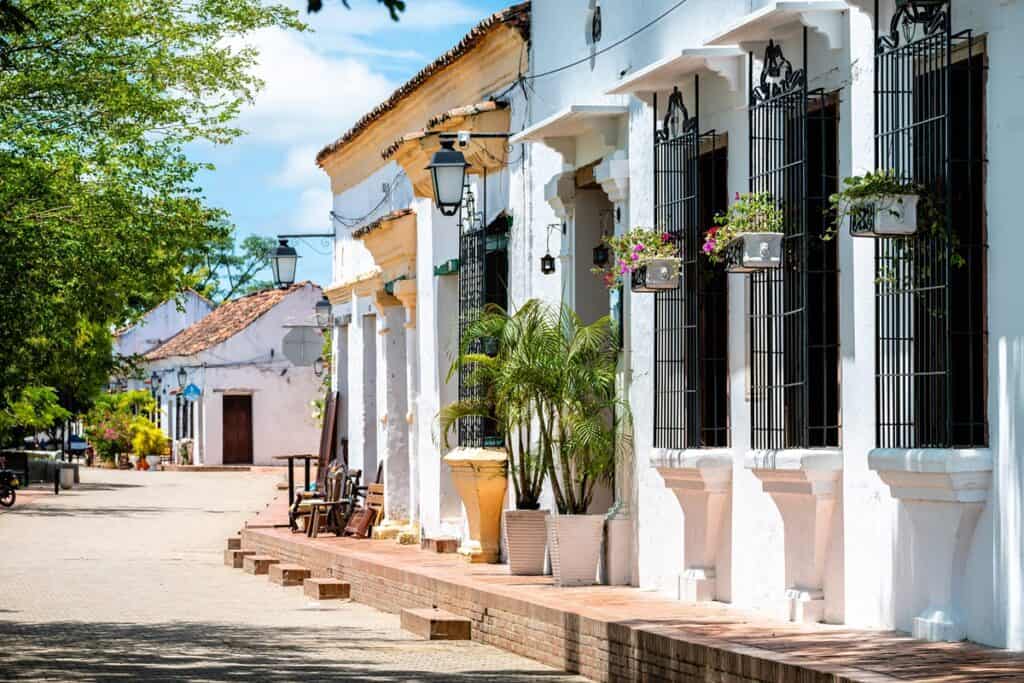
[114,290,215,361]
[143,282,325,466]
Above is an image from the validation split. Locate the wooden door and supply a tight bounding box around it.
[222,395,253,465]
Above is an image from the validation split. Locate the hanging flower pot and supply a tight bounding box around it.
[722,232,784,273]
[831,170,921,238]
[703,192,785,274]
[592,227,679,291]
[630,257,681,292]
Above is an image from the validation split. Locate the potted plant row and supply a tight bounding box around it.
[703,192,784,273]
[831,169,919,238]
[439,300,625,585]
[591,227,680,293]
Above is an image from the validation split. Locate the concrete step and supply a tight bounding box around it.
[224,549,256,568]
[303,578,350,600]
[401,608,471,641]
[242,555,280,575]
[268,563,311,587]
[420,537,459,554]
[226,537,242,550]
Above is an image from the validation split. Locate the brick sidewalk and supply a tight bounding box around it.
[241,496,1024,682]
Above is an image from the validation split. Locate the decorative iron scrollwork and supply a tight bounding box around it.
[657,86,696,142]
[590,2,602,44]
[752,40,805,104]
[878,0,949,52]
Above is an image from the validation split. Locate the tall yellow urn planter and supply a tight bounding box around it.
[443,447,508,563]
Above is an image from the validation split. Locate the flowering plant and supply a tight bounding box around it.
[702,192,784,263]
[591,227,679,289]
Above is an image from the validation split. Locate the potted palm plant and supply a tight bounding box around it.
[542,308,626,587]
[703,192,784,273]
[831,169,920,237]
[439,301,554,574]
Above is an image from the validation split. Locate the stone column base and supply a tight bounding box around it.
[457,538,498,564]
[679,568,716,602]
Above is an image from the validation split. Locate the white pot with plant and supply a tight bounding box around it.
[541,307,628,587]
[131,417,166,473]
[703,192,784,273]
[439,300,553,575]
[591,227,680,293]
[832,170,919,237]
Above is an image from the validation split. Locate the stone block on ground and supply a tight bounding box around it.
[303,578,350,600]
[223,549,255,568]
[242,555,280,575]
[401,608,471,641]
[268,563,311,586]
[420,537,459,554]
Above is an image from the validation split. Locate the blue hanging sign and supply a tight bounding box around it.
[182,383,202,402]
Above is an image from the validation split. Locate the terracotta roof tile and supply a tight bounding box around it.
[381,100,509,161]
[351,208,414,239]
[145,283,313,361]
[316,2,529,167]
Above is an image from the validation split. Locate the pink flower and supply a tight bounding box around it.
[734,191,740,200]
[633,243,644,252]
[620,263,630,275]
[703,240,715,254]
[661,232,672,242]
[631,252,640,261]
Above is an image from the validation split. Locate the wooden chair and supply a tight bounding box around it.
[289,392,340,531]
[365,483,385,529]
[306,467,363,538]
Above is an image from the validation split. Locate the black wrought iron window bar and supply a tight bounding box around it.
[457,175,509,448]
[652,77,730,450]
[748,32,841,451]
[873,0,987,448]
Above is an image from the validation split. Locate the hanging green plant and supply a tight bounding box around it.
[703,192,785,272]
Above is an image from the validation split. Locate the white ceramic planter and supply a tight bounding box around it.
[128,455,139,468]
[546,514,604,587]
[847,194,918,237]
[146,455,162,471]
[59,466,75,490]
[503,509,549,575]
[630,257,681,293]
[724,232,783,273]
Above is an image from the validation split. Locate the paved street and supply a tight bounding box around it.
[0,468,585,682]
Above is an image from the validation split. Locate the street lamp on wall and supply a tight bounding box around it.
[314,295,332,329]
[426,138,470,217]
[177,367,187,389]
[270,239,299,288]
[313,356,325,378]
[150,371,161,388]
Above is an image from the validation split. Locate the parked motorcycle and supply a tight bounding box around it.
[0,469,19,507]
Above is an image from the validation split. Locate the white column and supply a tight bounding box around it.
[376,297,409,523]
[394,279,419,528]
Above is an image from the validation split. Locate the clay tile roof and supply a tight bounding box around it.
[381,100,509,161]
[145,282,312,361]
[316,2,530,167]
[352,208,414,239]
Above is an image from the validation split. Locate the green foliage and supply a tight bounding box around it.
[591,228,679,290]
[703,192,784,262]
[0,386,71,442]
[439,300,629,514]
[131,417,166,456]
[0,0,302,423]
[84,390,158,461]
[308,0,406,21]
[188,231,277,303]
[827,169,918,239]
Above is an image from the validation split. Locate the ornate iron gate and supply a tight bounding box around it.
[874,0,985,448]
[748,32,840,450]
[653,77,729,450]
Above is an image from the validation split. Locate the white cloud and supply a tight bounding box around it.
[293,185,334,232]
[271,144,326,189]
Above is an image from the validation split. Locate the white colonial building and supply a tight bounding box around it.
[314,0,1024,651]
[143,282,324,466]
[114,290,214,366]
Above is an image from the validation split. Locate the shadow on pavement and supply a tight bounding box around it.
[0,620,578,682]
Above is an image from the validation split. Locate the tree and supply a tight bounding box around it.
[307,0,406,20]
[188,232,277,303]
[0,0,302,424]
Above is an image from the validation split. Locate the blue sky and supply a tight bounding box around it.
[193,0,510,289]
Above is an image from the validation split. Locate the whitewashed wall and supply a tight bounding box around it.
[116,292,213,359]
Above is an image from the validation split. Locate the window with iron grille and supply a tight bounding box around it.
[748,31,841,450]
[652,77,730,450]
[873,0,987,448]
[457,178,509,447]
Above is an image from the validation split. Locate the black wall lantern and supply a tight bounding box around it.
[270,239,299,289]
[540,253,557,274]
[313,356,325,378]
[592,243,610,267]
[177,367,187,389]
[150,371,161,388]
[426,138,470,217]
[314,295,332,329]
